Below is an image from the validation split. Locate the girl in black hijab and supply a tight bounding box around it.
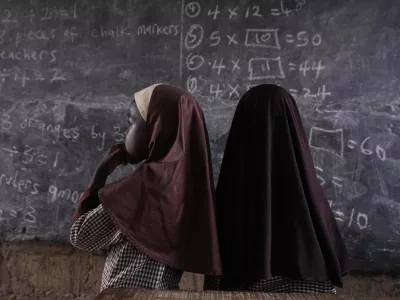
[204,84,348,293]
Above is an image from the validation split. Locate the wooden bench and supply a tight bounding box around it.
[94,290,395,300]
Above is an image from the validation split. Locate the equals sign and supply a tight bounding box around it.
[285,34,295,43]
[34,72,45,81]
[347,140,357,149]
[289,89,298,95]
[288,63,297,70]
[332,176,344,187]
[59,9,69,18]
[270,8,281,16]
[0,72,11,81]
[333,211,345,222]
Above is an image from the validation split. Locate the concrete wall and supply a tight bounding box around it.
[0,241,399,300]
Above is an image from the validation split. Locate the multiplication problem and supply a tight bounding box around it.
[186,79,331,102]
[184,25,322,50]
[185,1,307,20]
[183,0,329,102]
[203,57,326,80]
[186,56,327,90]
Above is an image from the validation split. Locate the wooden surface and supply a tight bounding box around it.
[94,290,395,300]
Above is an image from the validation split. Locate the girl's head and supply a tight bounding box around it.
[99,83,222,275]
[213,83,348,287]
[124,83,162,164]
[124,99,147,164]
[123,83,182,165]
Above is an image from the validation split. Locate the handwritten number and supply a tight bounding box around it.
[210,84,223,99]
[2,9,17,23]
[359,137,387,161]
[311,34,322,46]
[50,69,67,83]
[185,24,204,49]
[246,6,263,18]
[279,0,292,17]
[113,125,124,142]
[357,212,368,230]
[24,206,36,223]
[316,85,331,100]
[212,58,226,75]
[186,76,198,93]
[22,145,34,164]
[299,61,310,76]
[186,53,204,71]
[41,7,52,21]
[296,31,308,47]
[303,88,311,98]
[376,145,386,161]
[185,2,201,18]
[207,5,220,20]
[256,33,271,44]
[209,31,221,46]
[252,6,263,17]
[360,137,373,155]
[0,114,12,131]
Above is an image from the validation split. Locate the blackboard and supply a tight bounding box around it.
[0,0,399,274]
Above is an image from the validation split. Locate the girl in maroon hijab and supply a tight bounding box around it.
[204,84,348,293]
[70,84,221,291]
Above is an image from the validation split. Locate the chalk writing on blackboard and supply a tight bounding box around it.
[309,127,389,161]
[328,200,369,230]
[0,68,69,89]
[0,49,57,63]
[0,0,399,274]
[0,206,37,225]
[48,185,81,204]
[182,1,328,102]
[2,145,60,167]
[0,171,40,195]
[137,24,179,36]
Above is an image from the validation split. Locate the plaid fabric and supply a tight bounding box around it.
[70,204,183,291]
[204,276,336,294]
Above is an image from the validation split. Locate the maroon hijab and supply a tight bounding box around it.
[93,85,221,275]
[211,84,348,288]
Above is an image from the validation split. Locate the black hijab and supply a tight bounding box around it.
[212,84,348,289]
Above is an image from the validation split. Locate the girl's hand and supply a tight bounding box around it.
[89,144,127,190]
[98,144,128,176]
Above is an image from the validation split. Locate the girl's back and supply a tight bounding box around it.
[204,84,348,293]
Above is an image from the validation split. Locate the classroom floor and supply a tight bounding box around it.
[0,241,399,299]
